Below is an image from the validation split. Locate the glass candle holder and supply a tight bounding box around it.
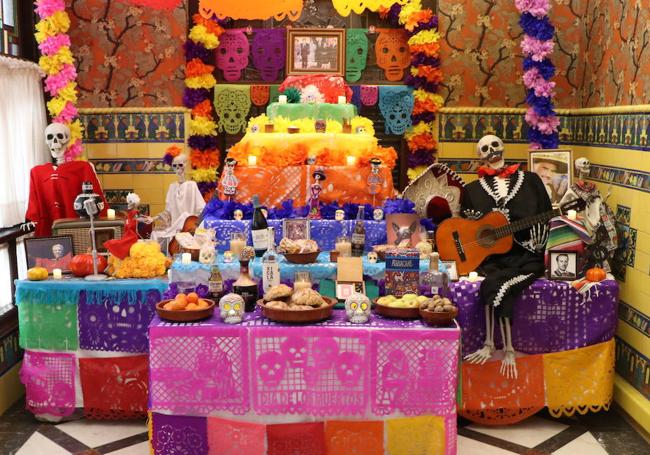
[335,236,352,257]
[294,271,312,291]
[230,232,246,258]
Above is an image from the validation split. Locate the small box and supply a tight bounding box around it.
[335,257,365,300]
[385,248,420,297]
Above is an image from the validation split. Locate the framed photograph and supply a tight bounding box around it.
[386,213,420,247]
[24,235,75,274]
[529,149,573,206]
[287,28,346,76]
[441,260,459,281]
[92,227,117,255]
[547,250,578,281]
[283,218,311,241]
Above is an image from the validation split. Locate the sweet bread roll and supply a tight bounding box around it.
[290,288,325,307]
[265,301,288,309]
[263,284,293,302]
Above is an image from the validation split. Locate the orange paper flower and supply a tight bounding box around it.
[192,14,224,36]
[413,99,441,115]
[414,65,443,83]
[191,149,219,168]
[407,133,436,151]
[410,42,440,57]
[191,99,214,119]
[186,58,215,78]
[404,10,434,31]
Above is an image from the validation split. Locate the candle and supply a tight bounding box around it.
[278,95,288,104]
[294,271,312,291]
[338,95,346,104]
[230,234,246,257]
[248,155,257,166]
[181,253,192,265]
[335,237,352,257]
[52,268,62,279]
[567,209,577,220]
[107,209,116,220]
[346,155,357,166]
[468,271,479,282]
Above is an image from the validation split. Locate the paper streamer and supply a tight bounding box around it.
[199,0,303,21]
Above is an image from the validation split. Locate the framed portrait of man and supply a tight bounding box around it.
[287,28,346,76]
[24,235,75,274]
[529,149,573,206]
[547,250,578,281]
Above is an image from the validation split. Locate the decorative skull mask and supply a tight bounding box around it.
[219,293,244,324]
[216,30,250,82]
[335,209,345,221]
[346,29,368,83]
[375,29,410,82]
[367,251,378,263]
[45,122,71,163]
[251,29,286,82]
[199,244,216,264]
[215,89,251,135]
[373,208,384,221]
[379,89,414,135]
[477,135,505,169]
[345,292,371,324]
[575,157,591,178]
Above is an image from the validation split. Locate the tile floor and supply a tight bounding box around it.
[0,400,647,454]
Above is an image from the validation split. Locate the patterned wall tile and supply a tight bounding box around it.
[588,164,650,193]
[615,337,650,400]
[91,159,172,174]
[438,113,529,143]
[0,329,22,377]
[80,111,186,143]
[619,301,650,339]
[437,158,527,174]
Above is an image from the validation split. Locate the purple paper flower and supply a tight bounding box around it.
[408,149,435,168]
[183,88,210,109]
[320,201,342,220]
[195,284,209,298]
[523,57,556,79]
[269,199,297,219]
[162,153,174,166]
[197,181,217,195]
[412,111,437,124]
[184,40,213,63]
[188,135,219,151]
[519,13,555,41]
[162,283,179,300]
[384,198,416,215]
[420,218,436,232]
[411,54,440,67]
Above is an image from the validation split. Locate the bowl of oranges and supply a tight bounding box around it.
[156,292,216,322]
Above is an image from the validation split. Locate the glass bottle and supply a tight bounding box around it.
[251,195,268,257]
[208,265,223,301]
[233,259,259,312]
[351,205,366,257]
[262,227,280,293]
[420,252,449,297]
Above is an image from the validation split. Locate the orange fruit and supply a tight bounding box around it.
[163,302,174,311]
[175,294,188,307]
[171,300,186,311]
[186,303,200,311]
[197,299,209,308]
[187,292,199,304]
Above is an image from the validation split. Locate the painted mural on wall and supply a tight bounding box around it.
[67,0,188,107]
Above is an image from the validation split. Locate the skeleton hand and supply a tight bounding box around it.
[464,342,495,365]
[500,349,518,379]
[519,223,549,253]
[20,221,36,232]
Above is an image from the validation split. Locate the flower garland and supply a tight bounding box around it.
[184,14,225,200]
[516,0,560,149]
[380,0,444,181]
[35,0,82,161]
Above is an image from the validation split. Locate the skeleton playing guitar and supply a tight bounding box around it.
[436,199,586,275]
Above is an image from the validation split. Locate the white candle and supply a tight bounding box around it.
[107,209,116,220]
[278,95,288,104]
[181,253,192,265]
[335,240,352,257]
[346,155,356,166]
[338,95,346,104]
[53,268,62,279]
[230,238,246,257]
[468,271,479,282]
[567,209,577,220]
[248,155,257,166]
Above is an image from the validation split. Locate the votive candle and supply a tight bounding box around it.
[53,268,62,279]
[567,210,577,220]
[107,209,116,220]
[248,155,257,166]
[278,95,288,104]
[338,95,346,104]
[346,155,356,166]
[181,253,192,265]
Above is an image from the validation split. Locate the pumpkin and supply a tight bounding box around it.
[70,254,108,277]
[586,267,607,282]
[27,267,49,281]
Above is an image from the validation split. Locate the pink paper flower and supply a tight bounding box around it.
[529,142,542,150]
[525,108,559,134]
[515,0,551,18]
[35,0,66,18]
[45,64,77,95]
[522,68,541,88]
[521,36,554,62]
[54,102,79,123]
[64,140,83,162]
[38,34,71,56]
[532,78,556,98]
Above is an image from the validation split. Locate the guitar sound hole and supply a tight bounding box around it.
[477,226,497,247]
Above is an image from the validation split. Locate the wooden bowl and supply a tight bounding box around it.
[283,250,320,264]
[419,307,458,326]
[258,297,336,323]
[372,299,420,319]
[156,299,216,322]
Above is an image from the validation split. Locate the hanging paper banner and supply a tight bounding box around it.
[379,86,414,135]
[345,29,369,83]
[360,85,378,106]
[252,29,286,82]
[214,85,251,135]
[116,0,182,9]
[375,28,410,82]
[350,85,363,109]
[251,85,271,106]
[332,0,400,17]
[216,29,251,82]
[199,0,303,21]
[385,416,446,455]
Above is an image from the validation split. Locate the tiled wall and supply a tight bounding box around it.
[80,109,189,217]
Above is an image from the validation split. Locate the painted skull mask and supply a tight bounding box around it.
[346,29,368,82]
[375,29,410,82]
[216,30,250,82]
[379,89,414,135]
[219,293,244,324]
[575,157,591,177]
[477,135,505,169]
[251,29,286,82]
[345,292,371,324]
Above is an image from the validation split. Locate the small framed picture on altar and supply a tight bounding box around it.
[529,149,573,206]
[287,28,346,76]
[24,235,75,274]
[283,218,310,241]
[547,250,578,281]
[441,260,459,281]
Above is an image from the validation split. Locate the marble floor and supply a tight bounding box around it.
[0,400,648,454]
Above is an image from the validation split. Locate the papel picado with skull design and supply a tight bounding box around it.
[461,135,552,378]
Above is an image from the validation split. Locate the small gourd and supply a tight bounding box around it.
[27,267,48,281]
[585,267,606,282]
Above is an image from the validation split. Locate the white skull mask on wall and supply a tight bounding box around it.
[345,292,371,324]
[575,157,591,178]
[219,293,244,324]
[45,122,70,163]
[477,135,505,170]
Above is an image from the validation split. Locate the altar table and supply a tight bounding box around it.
[148,310,461,455]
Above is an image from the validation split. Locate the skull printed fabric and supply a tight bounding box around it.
[345,29,369,83]
[378,86,414,135]
[375,29,410,82]
[216,29,250,82]
[215,86,251,135]
[251,29,286,82]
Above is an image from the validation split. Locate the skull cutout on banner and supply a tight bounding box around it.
[375,29,410,82]
[281,337,308,368]
[346,30,368,83]
[344,292,371,324]
[219,293,244,324]
[379,89,414,135]
[45,122,71,164]
[217,30,250,82]
[215,90,251,135]
[252,29,286,82]
[336,352,363,387]
[257,351,285,387]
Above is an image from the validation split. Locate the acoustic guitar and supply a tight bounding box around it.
[167,215,200,257]
[435,199,586,275]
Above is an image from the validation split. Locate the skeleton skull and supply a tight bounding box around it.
[223,250,234,262]
[477,135,505,169]
[346,29,368,83]
[215,90,250,135]
[575,157,591,178]
[216,30,250,82]
[335,209,345,221]
[373,208,384,221]
[45,122,71,163]
[367,251,378,263]
[258,351,285,387]
[171,154,187,180]
[336,352,363,386]
[219,293,244,324]
[345,292,371,324]
[379,90,414,135]
[281,337,308,368]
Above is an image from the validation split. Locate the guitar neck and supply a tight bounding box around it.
[493,207,561,239]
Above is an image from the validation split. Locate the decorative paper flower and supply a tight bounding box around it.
[163,145,182,165]
[284,87,302,103]
[300,85,325,104]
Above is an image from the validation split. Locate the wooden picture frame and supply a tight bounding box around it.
[24,235,75,274]
[547,249,578,281]
[282,218,310,241]
[441,260,459,281]
[529,148,573,206]
[287,28,346,76]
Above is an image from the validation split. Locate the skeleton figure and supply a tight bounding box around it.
[367,157,384,206]
[45,122,71,165]
[344,292,371,323]
[221,157,239,199]
[462,135,552,378]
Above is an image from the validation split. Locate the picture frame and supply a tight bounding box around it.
[547,250,578,281]
[529,149,573,206]
[441,260,459,281]
[283,218,311,241]
[24,235,75,274]
[287,28,346,76]
[92,227,117,255]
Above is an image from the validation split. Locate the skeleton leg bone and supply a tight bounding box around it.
[464,305,496,364]
[499,317,518,379]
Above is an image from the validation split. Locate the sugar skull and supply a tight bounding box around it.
[346,29,368,83]
[373,208,384,221]
[375,29,410,82]
[281,337,308,368]
[477,135,505,169]
[379,89,414,135]
[336,352,363,386]
[199,243,216,264]
[251,29,286,82]
[367,251,378,263]
[257,351,285,387]
[335,209,345,221]
[219,293,244,324]
[233,209,243,220]
[45,122,70,164]
[215,89,251,135]
[345,292,371,324]
[216,30,250,82]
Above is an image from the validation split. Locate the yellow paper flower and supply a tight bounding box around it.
[413,89,444,106]
[39,49,74,75]
[57,82,78,104]
[189,117,217,136]
[69,119,84,141]
[246,114,269,133]
[408,29,441,46]
[351,116,375,136]
[185,74,217,90]
[325,120,343,133]
[189,25,220,50]
[191,167,218,182]
[35,11,71,37]
[46,97,67,117]
[408,165,429,181]
[406,121,433,138]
